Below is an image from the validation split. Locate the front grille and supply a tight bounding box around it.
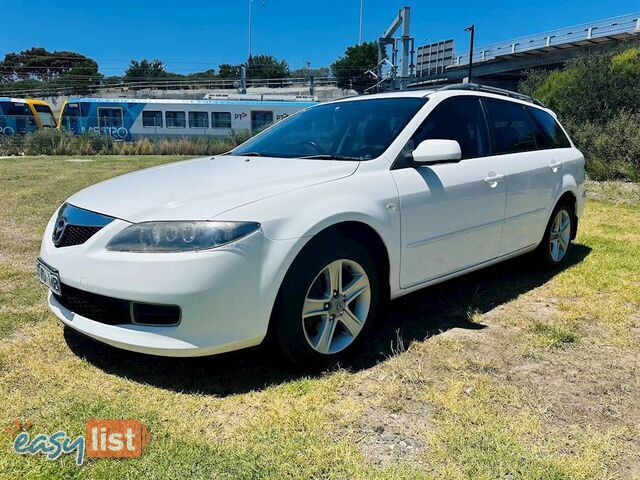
[53,283,181,326]
[57,225,103,248]
[53,203,114,248]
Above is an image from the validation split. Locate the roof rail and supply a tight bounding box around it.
[437,83,546,107]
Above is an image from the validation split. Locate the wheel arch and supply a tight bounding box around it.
[264,220,392,341]
[287,220,391,299]
[555,190,578,239]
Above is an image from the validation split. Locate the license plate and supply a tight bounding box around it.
[36,258,61,295]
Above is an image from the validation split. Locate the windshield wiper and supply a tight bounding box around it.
[299,154,362,161]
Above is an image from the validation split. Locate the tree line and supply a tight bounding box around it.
[0,43,380,95]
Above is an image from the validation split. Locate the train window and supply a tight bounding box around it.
[2,102,37,133]
[97,107,124,129]
[211,112,231,128]
[251,111,274,133]
[166,111,186,128]
[189,112,209,128]
[142,111,163,128]
[34,104,56,127]
[61,103,80,131]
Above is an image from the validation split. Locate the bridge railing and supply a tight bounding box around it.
[451,12,640,67]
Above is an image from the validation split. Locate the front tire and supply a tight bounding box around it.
[536,202,574,267]
[272,234,380,364]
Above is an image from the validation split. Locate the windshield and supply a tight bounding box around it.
[34,104,56,127]
[232,97,427,160]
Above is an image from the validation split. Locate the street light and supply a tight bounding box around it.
[465,24,475,83]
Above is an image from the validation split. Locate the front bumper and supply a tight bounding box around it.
[39,214,291,357]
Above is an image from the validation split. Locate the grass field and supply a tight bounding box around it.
[0,156,638,479]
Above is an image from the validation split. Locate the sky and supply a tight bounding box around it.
[2,0,639,75]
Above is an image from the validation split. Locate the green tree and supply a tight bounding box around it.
[247,55,289,79]
[331,42,379,93]
[124,59,168,82]
[0,47,98,82]
[217,64,241,79]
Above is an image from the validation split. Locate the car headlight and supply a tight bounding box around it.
[105,221,261,253]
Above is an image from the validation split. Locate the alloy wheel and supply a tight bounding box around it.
[301,259,371,355]
[549,209,571,262]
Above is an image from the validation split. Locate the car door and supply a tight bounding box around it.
[391,96,508,288]
[482,99,562,255]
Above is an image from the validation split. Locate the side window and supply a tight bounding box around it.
[166,111,186,128]
[142,111,163,128]
[211,112,231,128]
[483,99,538,154]
[407,96,490,160]
[97,107,123,129]
[189,111,209,128]
[526,107,571,149]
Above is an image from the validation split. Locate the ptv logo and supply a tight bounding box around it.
[234,112,247,120]
[86,419,152,459]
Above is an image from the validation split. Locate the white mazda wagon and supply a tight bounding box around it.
[38,84,585,363]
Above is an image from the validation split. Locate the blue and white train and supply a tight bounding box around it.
[58,96,318,141]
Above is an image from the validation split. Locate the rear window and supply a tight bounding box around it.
[527,107,571,149]
[484,99,538,154]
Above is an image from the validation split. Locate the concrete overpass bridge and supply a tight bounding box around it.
[408,12,640,90]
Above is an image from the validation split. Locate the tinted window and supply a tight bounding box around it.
[484,99,538,154]
[234,98,426,160]
[142,110,163,128]
[189,111,209,128]
[166,111,185,128]
[97,107,123,128]
[527,107,571,148]
[408,96,490,159]
[211,112,231,128]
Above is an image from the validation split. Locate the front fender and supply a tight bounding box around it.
[213,169,402,294]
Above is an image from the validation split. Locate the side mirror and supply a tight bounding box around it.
[412,139,462,165]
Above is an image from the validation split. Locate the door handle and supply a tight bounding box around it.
[549,161,563,172]
[484,173,505,186]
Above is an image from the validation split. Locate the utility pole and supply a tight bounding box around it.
[359,0,364,44]
[465,24,475,83]
[240,66,247,94]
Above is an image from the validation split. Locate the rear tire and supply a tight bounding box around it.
[536,202,574,267]
[272,233,380,364]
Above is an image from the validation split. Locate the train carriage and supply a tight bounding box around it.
[0,98,57,136]
[58,97,318,141]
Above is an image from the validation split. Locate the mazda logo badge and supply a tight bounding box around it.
[52,217,68,246]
